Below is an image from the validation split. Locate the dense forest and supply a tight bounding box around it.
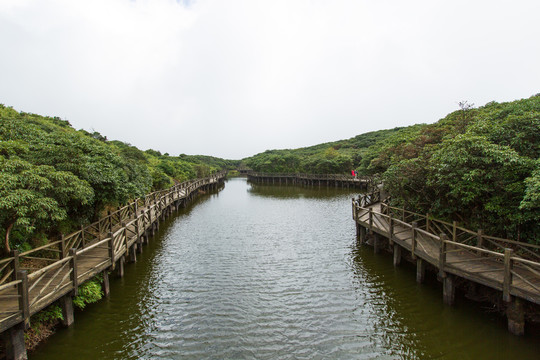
[0,105,238,255]
[244,95,539,244]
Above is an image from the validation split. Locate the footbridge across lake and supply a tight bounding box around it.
[0,172,227,359]
[353,195,540,336]
[247,172,371,189]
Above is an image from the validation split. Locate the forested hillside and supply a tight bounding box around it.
[0,105,238,254]
[374,96,539,245]
[243,127,408,174]
[244,95,539,244]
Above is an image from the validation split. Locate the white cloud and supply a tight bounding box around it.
[1,0,539,158]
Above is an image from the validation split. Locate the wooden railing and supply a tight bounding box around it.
[0,171,227,333]
[353,199,540,305]
[380,203,540,262]
[248,172,370,181]
[358,190,381,207]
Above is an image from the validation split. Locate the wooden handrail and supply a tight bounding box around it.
[377,201,539,259]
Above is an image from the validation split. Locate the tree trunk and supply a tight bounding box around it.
[4,222,14,256]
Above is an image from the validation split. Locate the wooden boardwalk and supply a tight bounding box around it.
[247,172,370,189]
[0,172,227,343]
[353,197,540,335]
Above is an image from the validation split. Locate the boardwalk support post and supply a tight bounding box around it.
[393,244,401,267]
[116,256,125,278]
[358,227,366,245]
[416,258,425,283]
[102,270,110,297]
[506,297,524,336]
[373,234,381,254]
[60,295,74,327]
[443,274,456,306]
[129,245,137,263]
[3,322,27,360]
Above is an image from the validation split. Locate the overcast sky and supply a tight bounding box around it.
[0,0,538,159]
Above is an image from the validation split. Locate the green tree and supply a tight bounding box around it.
[0,155,93,255]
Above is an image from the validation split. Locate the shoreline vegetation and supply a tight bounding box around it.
[1,93,538,352]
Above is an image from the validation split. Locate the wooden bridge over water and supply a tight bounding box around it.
[0,172,227,359]
[247,172,371,189]
[353,194,540,336]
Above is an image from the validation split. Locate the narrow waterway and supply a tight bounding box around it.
[31,178,539,359]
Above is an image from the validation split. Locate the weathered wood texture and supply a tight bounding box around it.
[0,172,227,334]
[352,197,540,307]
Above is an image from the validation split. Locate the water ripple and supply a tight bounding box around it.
[29,179,540,360]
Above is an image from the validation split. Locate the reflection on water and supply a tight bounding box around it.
[31,178,539,359]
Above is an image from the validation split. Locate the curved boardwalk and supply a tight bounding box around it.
[0,172,227,359]
[353,197,540,335]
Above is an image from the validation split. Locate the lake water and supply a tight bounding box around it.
[30,177,539,359]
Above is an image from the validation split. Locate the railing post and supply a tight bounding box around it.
[122,222,129,255]
[17,270,29,327]
[477,229,484,248]
[503,248,513,303]
[411,221,418,259]
[60,234,66,259]
[426,213,430,232]
[140,209,146,228]
[368,208,373,232]
[69,248,78,296]
[11,250,20,281]
[389,214,394,245]
[135,216,142,253]
[149,205,154,232]
[108,211,113,233]
[108,232,115,270]
[439,234,448,278]
[452,221,457,242]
